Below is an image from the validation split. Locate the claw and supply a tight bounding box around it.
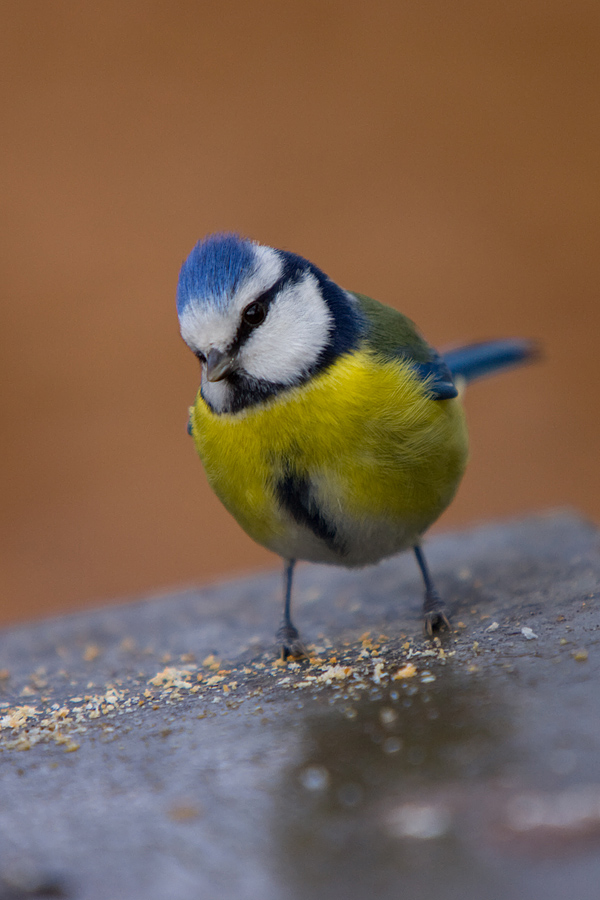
[423,590,452,637]
[277,623,308,661]
[424,608,451,637]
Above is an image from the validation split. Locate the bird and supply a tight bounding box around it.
[176,232,534,659]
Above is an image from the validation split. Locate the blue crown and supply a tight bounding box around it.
[176,233,256,315]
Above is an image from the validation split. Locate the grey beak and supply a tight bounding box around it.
[206,348,236,382]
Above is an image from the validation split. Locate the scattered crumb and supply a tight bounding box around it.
[168,803,201,822]
[202,654,221,670]
[83,644,101,662]
[521,627,538,641]
[392,664,417,680]
[316,665,352,683]
[149,667,195,690]
[0,598,572,757]
[372,661,386,684]
[0,706,39,730]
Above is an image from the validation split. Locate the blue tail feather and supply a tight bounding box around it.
[442,339,537,384]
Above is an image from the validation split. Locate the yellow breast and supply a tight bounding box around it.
[189,349,468,565]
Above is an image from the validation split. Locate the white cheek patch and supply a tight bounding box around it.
[178,245,283,356]
[239,272,334,384]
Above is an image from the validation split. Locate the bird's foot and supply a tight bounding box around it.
[423,590,451,637]
[277,622,308,661]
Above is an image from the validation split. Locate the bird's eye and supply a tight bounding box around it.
[195,350,206,364]
[242,301,267,327]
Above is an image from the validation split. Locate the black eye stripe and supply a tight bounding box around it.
[230,263,307,353]
[233,279,283,348]
[249,283,278,313]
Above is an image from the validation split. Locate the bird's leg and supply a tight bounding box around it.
[276,559,308,660]
[413,545,451,636]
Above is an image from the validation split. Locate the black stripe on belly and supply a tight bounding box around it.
[275,471,343,555]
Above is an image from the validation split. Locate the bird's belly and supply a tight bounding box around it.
[190,350,469,567]
[264,508,431,567]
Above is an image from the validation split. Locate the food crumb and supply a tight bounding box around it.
[372,661,386,684]
[168,803,201,822]
[392,664,417,680]
[521,627,538,641]
[83,644,101,662]
[316,665,352,683]
[202,654,221,670]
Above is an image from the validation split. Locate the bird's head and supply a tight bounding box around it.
[176,233,365,413]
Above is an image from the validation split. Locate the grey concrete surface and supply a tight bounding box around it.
[0,510,599,899]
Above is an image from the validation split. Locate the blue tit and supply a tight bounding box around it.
[177,233,534,658]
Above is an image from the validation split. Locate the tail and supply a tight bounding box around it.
[442,338,537,384]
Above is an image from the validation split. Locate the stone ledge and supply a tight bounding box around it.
[0,510,598,900]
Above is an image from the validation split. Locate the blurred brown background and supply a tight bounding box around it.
[1,1,598,626]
